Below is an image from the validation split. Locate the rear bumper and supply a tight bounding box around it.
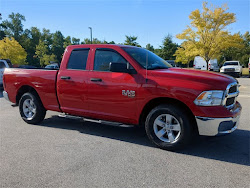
[3,90,10,102]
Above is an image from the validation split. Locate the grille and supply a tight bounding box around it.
[226,97,235,106]
[224,83,239,108]
[225,68,235,72]
[229,85,237,93]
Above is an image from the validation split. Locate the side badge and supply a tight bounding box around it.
[122,90,135,98]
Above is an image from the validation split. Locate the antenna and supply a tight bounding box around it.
[146,50,148,83]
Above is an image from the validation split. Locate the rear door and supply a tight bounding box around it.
[57,48,91,116]
[87,48,139,124]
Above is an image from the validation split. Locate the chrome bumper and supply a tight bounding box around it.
[3,90,10,102]
[195,115,240,136]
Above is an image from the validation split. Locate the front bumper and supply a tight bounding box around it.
[195,115,240,136]
[220,71,240,77]
[3,90,10,102]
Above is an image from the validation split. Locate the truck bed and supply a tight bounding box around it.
[3,68,60,112]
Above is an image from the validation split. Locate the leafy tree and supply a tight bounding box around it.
[19,27,41,67]
[35,40,56,67]
[41,28,53,48]
[51,31,64,63]
[124,35,141,47]
[72,37,80,45]
[158,35,178,60]
[0,37,27,65]
[174,41,198,67]
[81,38,107,44]
[146,43,154,52]
[220,31,250,67]
[0,15,7,40]
[176,2,243,69]
[64,36,72,48]
[1,13,25,42]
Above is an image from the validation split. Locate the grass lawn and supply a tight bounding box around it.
[242,68,249,75]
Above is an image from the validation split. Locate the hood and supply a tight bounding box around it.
[149,67,237,90]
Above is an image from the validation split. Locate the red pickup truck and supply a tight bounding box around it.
[3,44,242,150]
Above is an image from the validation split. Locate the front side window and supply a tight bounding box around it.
[94,49,127,72]
[0,62,6,69]
[122,47,172,70]
[67,49,89,70]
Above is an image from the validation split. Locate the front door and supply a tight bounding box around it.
[87,48,139,124]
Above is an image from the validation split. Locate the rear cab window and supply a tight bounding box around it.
[67,49,90,70]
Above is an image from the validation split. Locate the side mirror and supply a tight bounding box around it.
[242,65,245,68]
[109,62,136,74]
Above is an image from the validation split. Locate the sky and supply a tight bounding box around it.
[0,0,249,48]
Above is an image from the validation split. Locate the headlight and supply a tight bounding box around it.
[235,68,240,72]
[194,90,224,106]
[220,67,224,72]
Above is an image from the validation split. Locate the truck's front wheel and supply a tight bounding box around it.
[145,104,192,151]
[19,92,46,124]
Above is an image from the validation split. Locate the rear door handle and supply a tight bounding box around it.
[90,78,102,82]
[60,76,71,80]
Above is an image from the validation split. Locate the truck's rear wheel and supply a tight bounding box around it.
[145,104,192,151]
[19,92,46,124]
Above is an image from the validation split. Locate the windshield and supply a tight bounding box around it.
[122,47,172,70]
[224,62,238,66]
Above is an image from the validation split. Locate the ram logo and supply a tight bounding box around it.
[122,90,135,98]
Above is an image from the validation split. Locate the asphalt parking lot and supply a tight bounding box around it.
[0,78,249,188]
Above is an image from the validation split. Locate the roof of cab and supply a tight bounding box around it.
[67,44,140,49]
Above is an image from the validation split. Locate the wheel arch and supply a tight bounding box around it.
[16,85,44,107]
[139,97,198,132]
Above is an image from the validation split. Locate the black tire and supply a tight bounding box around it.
[19,92,46,124]
[145,104,193,151]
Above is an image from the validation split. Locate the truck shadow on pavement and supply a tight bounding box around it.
[0,88,3,98]
[40,115,249,166]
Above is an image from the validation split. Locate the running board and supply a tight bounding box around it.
[58,113,134,127]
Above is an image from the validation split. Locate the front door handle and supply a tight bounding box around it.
[90,78,102,82]
[61,76,71,80]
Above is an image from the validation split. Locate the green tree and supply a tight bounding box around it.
[72,37,80,45]
[64,36,72,48]
[124,35,141,47]
[20,27,41,67]
[176,2,243,69]
[41,28,53,48]
[0,37,27,65]
[0,15,7,40]
[1,13,25,42]
[174,41,198,67]
[146,43,154,52]
[52,31,64,63]
[35,40,56,67]
[158,35,178,60]
[220,32,250,67]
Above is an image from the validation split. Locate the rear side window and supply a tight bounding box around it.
[0,62,6,69]
[67,49,89,70]
[94,49,127,72]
